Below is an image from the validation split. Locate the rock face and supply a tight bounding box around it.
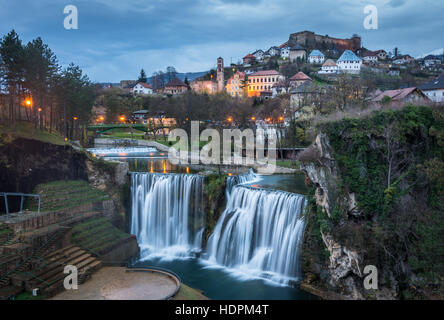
[299,133,393,300]
[300,133,361,218]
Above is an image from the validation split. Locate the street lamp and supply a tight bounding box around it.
[227,116,233,123]
[73,116,78,121]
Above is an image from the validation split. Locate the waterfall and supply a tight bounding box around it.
[206,184,306,285]
[131,172,205,259]
[226,169,258,195]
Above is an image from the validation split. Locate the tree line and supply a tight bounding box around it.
[0,30,95,140]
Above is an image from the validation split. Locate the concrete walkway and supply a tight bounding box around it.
[50,267,178,300]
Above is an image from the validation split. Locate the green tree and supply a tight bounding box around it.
[138,69,147,83]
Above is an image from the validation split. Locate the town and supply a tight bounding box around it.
[92,30,444,146]
[0,2,443,306]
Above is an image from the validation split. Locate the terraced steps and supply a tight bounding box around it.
[71,217,133,257]
[27,180,111,213]
[16,246,102,297]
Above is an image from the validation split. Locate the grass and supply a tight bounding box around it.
[27,180,110,212]
[14,291,46,300]
[71,217,132,256]
[0,121,67,146]
[173,284,209,300]
[276,160,300,169]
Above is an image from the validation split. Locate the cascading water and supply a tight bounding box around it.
[206,176,307,285]
[225,169,258,195]
[131,172,205,259]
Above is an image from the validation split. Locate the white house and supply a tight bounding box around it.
[280,46,291,59]
[337,50,362,74]
[423,55,442,68]
[132,82,153,95]
[267,46,281,57]
[318,59,339,74]
[362,52,378,63]
[253,50,265,62]
[308,50,325,64]
[419,74,444,103]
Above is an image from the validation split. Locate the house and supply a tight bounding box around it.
[190,80,217,94]
[318,59,339,74]
[337,50,362,74]
[423,55,442,68]
[267,46,281,57]
[371,87,430,106]
[308,50,325,64]
[163,78,188,95]
[393,54,414,65]
[247,70,284,97]
[289,44,307,62]
[243,54,256,66]
[226,71,246,97]
[418,74,444,103]
[131,110,149,123]
[280,46,291,59]
[290,82,322,109]
[362,51,378,63]
[375,50,388,60]
[132,82,153,95]
[252,50,265,62]
[289,72,312,87]
[120,80,137,89]
[388,67,401,77]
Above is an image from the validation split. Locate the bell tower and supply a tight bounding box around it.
[217,57,224,92]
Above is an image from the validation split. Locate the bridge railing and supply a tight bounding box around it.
[0,192,41,220]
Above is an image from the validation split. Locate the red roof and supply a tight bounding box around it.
[227,71,245,85]
[137,82,152,89]
[249,70,281,77]
[289,72,312,81]
[165,78,187,87]
[243,54,256,59]
[278,42,288,49]
[371,87,422,102]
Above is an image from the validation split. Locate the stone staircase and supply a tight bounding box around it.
[12,245,102,297]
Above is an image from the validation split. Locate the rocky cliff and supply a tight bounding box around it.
[299,105,444,300]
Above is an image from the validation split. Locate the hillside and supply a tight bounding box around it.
[300,105,444,300]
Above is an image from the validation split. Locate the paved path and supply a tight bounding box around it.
[51,267,178,300]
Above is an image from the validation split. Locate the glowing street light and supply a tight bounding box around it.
[251,116,256,121]
[227,116,233,123]
[73,116,78,121]
[26,100,32,106]
[119,116,126,122]
[279,116,284,122]
[37,108,42,112]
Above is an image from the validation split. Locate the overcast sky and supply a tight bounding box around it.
[1,0,443,82]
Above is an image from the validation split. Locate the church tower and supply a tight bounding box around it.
[217,57,224,92]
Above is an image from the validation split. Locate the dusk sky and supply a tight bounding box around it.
[1,0,443,83]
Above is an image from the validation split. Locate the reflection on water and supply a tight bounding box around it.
[245,174,307,195]
[88,145,190,174]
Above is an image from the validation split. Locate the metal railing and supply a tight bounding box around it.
[0,192,41,220]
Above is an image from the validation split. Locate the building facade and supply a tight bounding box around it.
[419,74,444,103]
[190,80,217,94]
[132,82,153,95]
[164,78,188,95]
[318,59,339,74]
[337,50,362,74]
[308,50,325,64]
[247,70,284,97]
[226,71,246,97]
[289,45,307,62]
